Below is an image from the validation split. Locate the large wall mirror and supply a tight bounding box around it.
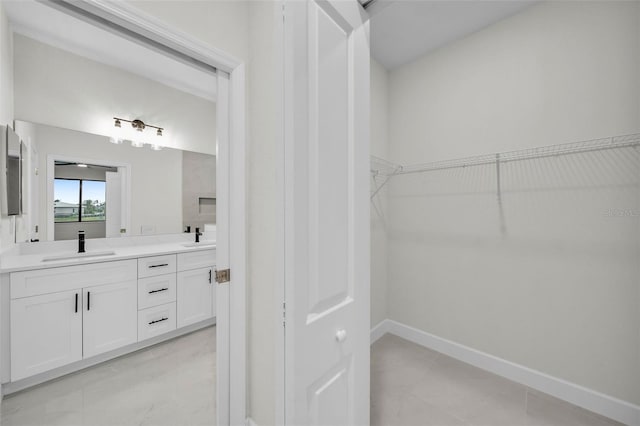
[9,26,218,243]
[16,120,216,242]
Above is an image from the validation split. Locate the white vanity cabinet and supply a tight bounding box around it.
[9,259,137,381]
[5,247,216,387]
[176,250,216,328]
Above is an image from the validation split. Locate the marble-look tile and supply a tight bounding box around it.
[371,334,623,426]
[525,389,625,426]
[396,395,470,426]
[1,326,216,426]
[372,334,440,372]
[371,392,403,426]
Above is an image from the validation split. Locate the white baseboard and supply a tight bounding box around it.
[372,319,640,426]
[370,319,390,344]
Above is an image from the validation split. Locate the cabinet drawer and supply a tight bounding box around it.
[138,274,177,310]
[177,249,216,272]
[10,260,137,299]
[138,303,176,341]
[138,255,176,278]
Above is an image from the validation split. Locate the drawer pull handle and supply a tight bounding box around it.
[148,288,169,294]
[149,263,169,268]
[75,293,78,313]
[87,291,91,311]
[149,317,169,325]
[209,269,212,284]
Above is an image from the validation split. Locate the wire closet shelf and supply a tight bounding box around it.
[371,132,640,181]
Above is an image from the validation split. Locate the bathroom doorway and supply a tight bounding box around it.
[1,1,246,424]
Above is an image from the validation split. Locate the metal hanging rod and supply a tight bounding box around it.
[373,133,640,177]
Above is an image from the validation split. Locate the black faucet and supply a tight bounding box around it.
[78,231,86,253]
[195,227,202,243]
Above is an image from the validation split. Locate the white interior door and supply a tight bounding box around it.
[284,1,370,424]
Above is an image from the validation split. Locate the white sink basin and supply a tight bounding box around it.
[181,242,216,248]
[42,251,116,262]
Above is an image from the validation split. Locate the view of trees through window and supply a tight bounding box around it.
[54,179,106,222]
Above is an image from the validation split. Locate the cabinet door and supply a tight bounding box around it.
[11,290,82,381]
[177,267,214,328]
[83,280,137,358]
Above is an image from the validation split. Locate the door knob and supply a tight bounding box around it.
[335,329,347,342]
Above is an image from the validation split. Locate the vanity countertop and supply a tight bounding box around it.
[0,234,216,273]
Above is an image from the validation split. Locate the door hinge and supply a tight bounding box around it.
[215,269,231,284]
[282,301,286,327]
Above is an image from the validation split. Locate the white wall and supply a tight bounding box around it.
[13,34,216,156]
[247,2,279,423]
[30,122,183,240]
[370,58,389,328]
[0,2,14,252]
[55,222,106,241]
[386,1,640,405]
[126,0,249,66]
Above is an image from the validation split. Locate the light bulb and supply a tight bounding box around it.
[110,119,124,144]
[131,124,145,147]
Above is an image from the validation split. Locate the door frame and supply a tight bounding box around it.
[56,2,247,424]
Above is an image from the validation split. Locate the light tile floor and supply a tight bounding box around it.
[371,334,624,426]
[0,326,216,426]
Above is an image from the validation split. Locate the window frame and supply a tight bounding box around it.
[53,177,107,223]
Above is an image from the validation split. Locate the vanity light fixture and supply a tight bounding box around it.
[111,117,164,150]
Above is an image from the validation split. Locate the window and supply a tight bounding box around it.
[54,179,106,223]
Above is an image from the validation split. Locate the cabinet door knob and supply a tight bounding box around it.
[335,329,347,343]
